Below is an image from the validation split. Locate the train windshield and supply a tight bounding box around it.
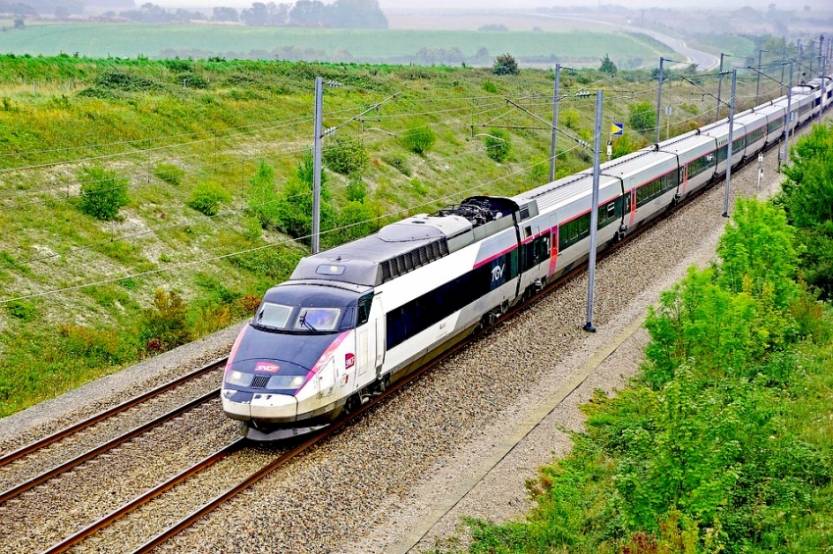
[254,302,344,334]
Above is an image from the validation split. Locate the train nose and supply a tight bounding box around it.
[222,390,298,422]
[251,393,298,421]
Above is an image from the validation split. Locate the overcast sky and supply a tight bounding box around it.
[154,0,833,10]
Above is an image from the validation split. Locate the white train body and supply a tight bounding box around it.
[223,73,833,440]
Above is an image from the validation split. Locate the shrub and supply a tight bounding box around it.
[492,53,519,75]
[482,80,498,93]
[402,126,436,155]
[178,72,209,89]
[330,200,379,245]
[323,136,368,175]
[484,129,511,162]
[629,101,657,135]
[187,182,230,216]
[153,163,184,186]
[78,165,129,221]
[247,161,281,228]
[381,153,411,176]
[140,289,191,353]
[345,176,367,202]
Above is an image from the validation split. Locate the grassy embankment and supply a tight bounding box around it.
[465,125,833,552]
[0,24,672,67]
[0,55,778,417]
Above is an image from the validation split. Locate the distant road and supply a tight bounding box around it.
[525,13,721,71]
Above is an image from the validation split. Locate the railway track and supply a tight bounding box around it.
[30,137,780,553]
[7,122,817,552]
[0,358,226,504]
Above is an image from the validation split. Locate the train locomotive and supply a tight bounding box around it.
[223,74,833,441]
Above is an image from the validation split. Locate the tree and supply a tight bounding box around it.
[493,53,519,76]
[629,101,656,135]
[212,6,238,22]
[599,54,617,75]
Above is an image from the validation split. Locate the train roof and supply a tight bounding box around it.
[290,196,535,287]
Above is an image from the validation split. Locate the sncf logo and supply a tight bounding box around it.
[491,263,506,283]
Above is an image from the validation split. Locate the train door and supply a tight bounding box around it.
[355,293,375,388]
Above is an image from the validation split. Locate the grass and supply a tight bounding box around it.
[0,54,782,417]
[461,138,833,551]
[0,23,672,67]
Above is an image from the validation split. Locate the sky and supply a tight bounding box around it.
[153,0,833,10]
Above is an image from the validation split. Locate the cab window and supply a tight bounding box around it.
[357,294,373,326]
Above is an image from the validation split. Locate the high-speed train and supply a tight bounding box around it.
[223,73,833,440]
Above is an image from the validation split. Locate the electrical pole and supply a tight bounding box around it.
[819,35,825,75]
[716,53,726,119]
[722,69,737,218]
[798,39,804,84]
[549,63,561,182]
[808,39,815,75]
[780,42,787,96]
[312,76,324,254]
[583,90,603,333]
[819,55,827,124]
[655,57,665,143]
[783,61,794,166]
[755,49,768,103]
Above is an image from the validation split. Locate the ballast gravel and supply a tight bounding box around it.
[0,119,821,554]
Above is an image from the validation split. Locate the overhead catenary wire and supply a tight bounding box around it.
[0,149,568,305]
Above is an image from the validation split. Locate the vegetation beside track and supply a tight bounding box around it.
[0,55,778,417]
[465,125,833,552]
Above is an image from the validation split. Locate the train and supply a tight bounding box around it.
[223,72,833,440]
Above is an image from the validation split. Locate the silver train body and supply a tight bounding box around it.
[223,74,833,440]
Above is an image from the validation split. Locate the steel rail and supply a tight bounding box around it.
[41,437,247,554]
[0,358,227,468]
[33,111,825,552]
[0,387,221,505]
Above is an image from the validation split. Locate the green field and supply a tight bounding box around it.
[0,24,671,67]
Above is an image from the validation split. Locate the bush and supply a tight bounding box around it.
[402,126,436,155]
[187,181,230,216]
[493,53,519,75]
[484,129,511,162]
[153,163,184,186]
[247,161,281,228]
[78,165,129,221]
[482,80,498,94]
[140,289,191,353]
[323,136,368,175]
[629,101,657,135]
[381,153,411,176]
[345,176,367,202]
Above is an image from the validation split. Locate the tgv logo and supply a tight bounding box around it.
[491,263,505,283]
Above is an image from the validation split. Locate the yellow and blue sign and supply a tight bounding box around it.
[610,122,624,136]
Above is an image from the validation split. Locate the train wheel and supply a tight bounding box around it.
[345,393,361,414]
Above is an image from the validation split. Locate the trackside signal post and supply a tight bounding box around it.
[583,90,603,333]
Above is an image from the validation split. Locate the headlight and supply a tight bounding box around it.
[267,374,306,389]
[226,370,253,387]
